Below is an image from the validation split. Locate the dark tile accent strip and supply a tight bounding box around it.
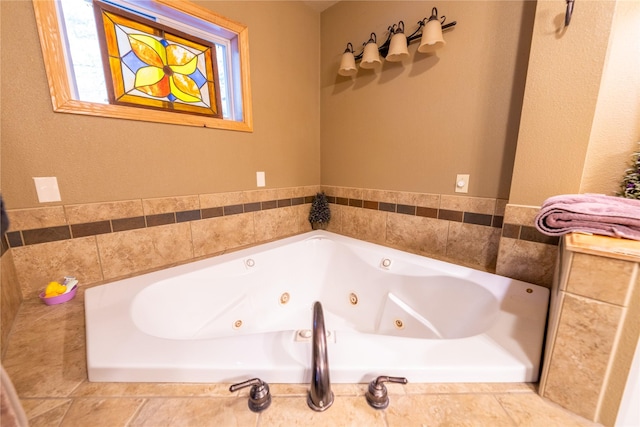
[502,224,521,239]
[23,226,71,245]
[112,216,146,232]
[202,207,223,219]
[397,204,416,215]
[261,200,277,210]
[6,231,23,248]
[277,198,292,208]
[438,209,463,222]
[243,202,261,213]
[492,216,504,228]
[146,213,175,227]
[71,221,112,238]
[520,226,560,245]
[379,202,396,213]
[291,197,305,206]
[349,199,363,208]
[224,204,244,215]
[176,210,201,223]
[463,212,493,226]
[416,207,437,218]
[363,200,378,210]
[336,197,348,206]
[307,195,317,203]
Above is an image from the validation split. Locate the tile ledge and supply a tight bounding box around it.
[565,233,640,262]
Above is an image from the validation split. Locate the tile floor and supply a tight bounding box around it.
[2,290,602,427]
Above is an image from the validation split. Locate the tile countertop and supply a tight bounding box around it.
[565,232,640,262]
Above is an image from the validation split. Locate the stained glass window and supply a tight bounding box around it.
[93,0,223,118]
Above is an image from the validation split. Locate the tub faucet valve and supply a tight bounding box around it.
[229,378,271,412]
[365,376,408,409]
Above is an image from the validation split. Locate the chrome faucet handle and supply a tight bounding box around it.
[365,376,408,409]
[229,378,272,412]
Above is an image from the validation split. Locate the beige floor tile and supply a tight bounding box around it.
[258,395,386,427]
[268,383,308,396]
[404,382,536,394]
[2,298,86,397]
[130,397,257,427]
[71,381,233,397]
[496,393,602,426]
[60,397,145,427]
[22,398,72,427]
[385,394,515,427]
[268,382,366,397]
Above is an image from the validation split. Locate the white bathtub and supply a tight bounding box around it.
[85,230,549,384]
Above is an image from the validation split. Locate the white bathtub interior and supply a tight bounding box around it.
[85,230,550,384]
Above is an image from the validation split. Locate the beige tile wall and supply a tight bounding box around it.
[539,238,640,426]
[2,187,560,303]
[496,204,559,287]
[322,185,510,272]
[4,187,318,299]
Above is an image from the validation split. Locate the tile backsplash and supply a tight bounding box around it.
[1,186,557,302]
[496,204,559,286]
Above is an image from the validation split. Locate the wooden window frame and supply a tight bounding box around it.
[32,0,253,132]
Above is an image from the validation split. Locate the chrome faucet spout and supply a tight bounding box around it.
[307,301,334,411]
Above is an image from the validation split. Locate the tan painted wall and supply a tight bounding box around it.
[580,0,640,196]
[509,0,617,206]
[0,1,321,209]
[320,1,535,199]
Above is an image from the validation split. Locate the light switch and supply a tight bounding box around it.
[33,177,62,202]
[256,171,266,187]
[455,174,469,193]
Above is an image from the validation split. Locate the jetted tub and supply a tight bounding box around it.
[85,230,550,384]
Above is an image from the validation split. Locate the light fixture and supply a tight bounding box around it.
[360,33,382,69]
[386,21,410,62]
[337,6,457,76]
[418,8,446,53]
[338,43,357,76]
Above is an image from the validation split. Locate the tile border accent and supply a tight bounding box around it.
[2,189,555,249]
[4,195,316,248]
[323,194,503,229]
[501,224,560,246]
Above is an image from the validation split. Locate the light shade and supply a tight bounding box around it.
[360,34,381,69]
[418,16,446,53]
[386,32,409,62]
[338,51,357,76]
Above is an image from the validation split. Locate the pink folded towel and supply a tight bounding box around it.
[535,194,640,241]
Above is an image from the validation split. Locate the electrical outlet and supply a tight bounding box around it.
[256,171,266,187]
[33,177,61,202]
[455,174,469,193]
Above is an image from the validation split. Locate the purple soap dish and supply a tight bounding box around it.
[39,286,77,306]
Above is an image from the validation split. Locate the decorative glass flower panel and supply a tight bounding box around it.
[93,0,222,118]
